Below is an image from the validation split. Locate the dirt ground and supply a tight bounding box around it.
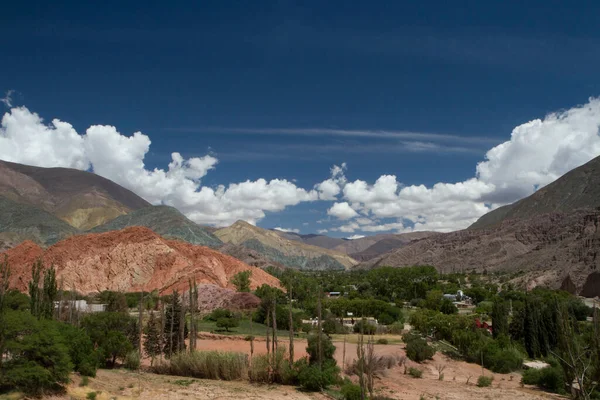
[61,369,327,400]
[188,334,564,400]
[50,333,566,400]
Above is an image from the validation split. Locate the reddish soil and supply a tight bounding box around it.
[2,226,281,295]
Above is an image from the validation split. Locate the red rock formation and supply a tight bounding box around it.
[2,226,281,295]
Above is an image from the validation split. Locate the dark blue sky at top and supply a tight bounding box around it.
[1,1,599,234]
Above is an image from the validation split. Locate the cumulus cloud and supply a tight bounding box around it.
[315,162,347,200]
[0,106,318,226]
[327,202,359,220]
[317,229,328,234]
[335,98,600,233]
[274,227,300,233]
[3,97,600,234]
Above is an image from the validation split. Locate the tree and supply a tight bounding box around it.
[57,323,98,377]
[1,311,72,396]
[28,259,42,318]
[492,297,509,339]
[163,290,187,357]
[144,311,162,366]
[81,312,137,367]
[0,255,10,372]
[232,270,252,292]
[440,298,458,315]
[552,303,596,400]
[103,291,129,313]
[41,265,57,319]
[216,316,240,332]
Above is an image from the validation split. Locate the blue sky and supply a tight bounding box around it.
[2,1,600,236]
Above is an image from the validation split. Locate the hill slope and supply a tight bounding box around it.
[470,155,600,229]
[2,226,280,295]
[271,230,346,249]
[214,221,357,270]
[0,160,150,230]
[0,196,79,246]
[349,232,438,261]
[90,205,222,248]
[361,209,600,296]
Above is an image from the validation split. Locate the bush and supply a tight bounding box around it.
[86,392,97,400]
[408,367,423,378]
[216,316,239,332]
[522,366,564,393]
[377,338,389,345]
[477,375,493,387]
[306,333,336,363]
[124,350,141,370]
[341,381,363,400]
[405,336,434,362]
[481,342,523,373]
[388,321,405,334]
[353,320,376,335]
[152,351,248,380]
[297,359,340,391]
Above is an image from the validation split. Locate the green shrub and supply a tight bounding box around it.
[152,351,248,380]
[86,392,97,400]
[388,321,405,334]
[477,375,493,387]
[124,350,141,370]
[341,381,362,400]
[297,359,340,391]
[353,320,376,335]
[306,333,336,364]
[408,367,423,378]
[405,337,434,362]
[80,376,90,387]
[522,366,564,393]
[377,338,389,345]
[481,342,523,373]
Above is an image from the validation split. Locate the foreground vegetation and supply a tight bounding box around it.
[1,256,599,399]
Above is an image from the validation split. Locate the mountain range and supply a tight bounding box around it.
[2,156,600,296]
[359,156,600,296]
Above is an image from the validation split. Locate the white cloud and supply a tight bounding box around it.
[317,229,329,234]
[1,90,15,108]
[274,227,300,234]
[0,106,318,227]
[315,162,347,200]
[346,234,365,240]
[327,202,359,220]
[3,97,600,234]
[335,98,600,233]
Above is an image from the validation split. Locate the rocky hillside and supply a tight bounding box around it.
[0,160,150,230]
[470,155,600,230]
[2,226,280,295]
[91,205,222,248]
[0,196,79,246]
[272,230,346,249]
[349,232,438,261]
[214,220,357,270]
[361,209,600,296]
